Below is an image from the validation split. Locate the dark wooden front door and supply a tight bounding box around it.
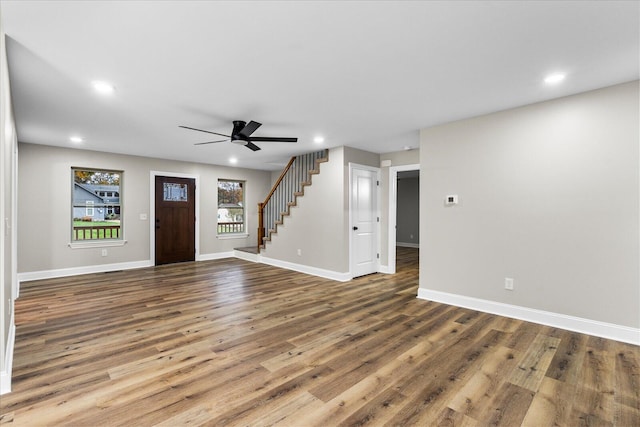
[155,176,196,265]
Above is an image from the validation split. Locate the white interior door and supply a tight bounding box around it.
[350,165,379,278]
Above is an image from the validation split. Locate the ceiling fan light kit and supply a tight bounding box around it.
[180,120,298,151]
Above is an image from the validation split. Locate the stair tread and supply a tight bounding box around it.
[260,150,328,246]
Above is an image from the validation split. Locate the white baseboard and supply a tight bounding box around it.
[378,264,393,274]
[0,316,15,395]
[17,260,154,283]
[18,253,240,282]
[233,250,260,263]
[260,256,351,282]
[16,250,346,285]
[417,288,640,346]
[396,242,419,248]
[198,251,234,262]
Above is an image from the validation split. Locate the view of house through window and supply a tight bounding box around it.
[217,180,244,234]
[72,168,122,241]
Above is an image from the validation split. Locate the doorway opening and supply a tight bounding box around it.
[387,164,419,274]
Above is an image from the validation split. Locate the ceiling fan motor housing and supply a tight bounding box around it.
[231,120,249,145]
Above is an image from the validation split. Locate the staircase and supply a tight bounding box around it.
[258,149,328,250]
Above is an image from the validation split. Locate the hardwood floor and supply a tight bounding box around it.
[1,247,638,426]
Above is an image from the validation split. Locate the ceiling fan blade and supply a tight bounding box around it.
[194,139,229,145]
[245,141,261,151]
[179,125,230,138]
[250,136,298,143]
[238,120,262,138]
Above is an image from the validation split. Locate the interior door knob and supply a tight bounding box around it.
[353,226,358,230]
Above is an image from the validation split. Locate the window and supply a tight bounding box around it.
[217,179,245,234]
[163,182,188,202]
[85,201,94,217]
[72,168,122,241]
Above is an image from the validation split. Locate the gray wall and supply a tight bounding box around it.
[396,174,419,245]
[1,19,19,389]
[420,81,639,328]
[380,149,420,166]
[262,147,347,272]
[262,146,380,275]
[19,143,381,278]
[18,143,272,274]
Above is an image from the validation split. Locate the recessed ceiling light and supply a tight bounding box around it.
[69,136,83,143]
[229,157,238,165]
[313,136,325,144]
[544,73,566,84]
[92,80,115,94]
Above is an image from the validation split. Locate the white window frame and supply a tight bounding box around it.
[70,167,126,248]
[217,179,247,238]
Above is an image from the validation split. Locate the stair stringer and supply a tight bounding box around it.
[260,147,349,274]
[261,154,328,248]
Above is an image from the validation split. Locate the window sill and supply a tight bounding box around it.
[216,234,249,240]
[69,240,127,249]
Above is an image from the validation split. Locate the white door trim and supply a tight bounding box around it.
[349,163,381,278]
[387,164,420,274]
[149,171,200,264]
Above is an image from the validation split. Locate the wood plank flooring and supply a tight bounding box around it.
[1,247,638,426]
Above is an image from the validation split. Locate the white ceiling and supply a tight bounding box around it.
[2,1,638,171]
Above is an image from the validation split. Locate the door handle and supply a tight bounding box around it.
[353,226,358,231]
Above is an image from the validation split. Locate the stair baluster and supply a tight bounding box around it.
[257,149,328,249]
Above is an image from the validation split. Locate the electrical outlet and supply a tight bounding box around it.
[504,277,514,290]
[101,249,108,257]
[297,249,302,256]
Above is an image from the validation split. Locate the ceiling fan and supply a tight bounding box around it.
[179,120,297,151]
